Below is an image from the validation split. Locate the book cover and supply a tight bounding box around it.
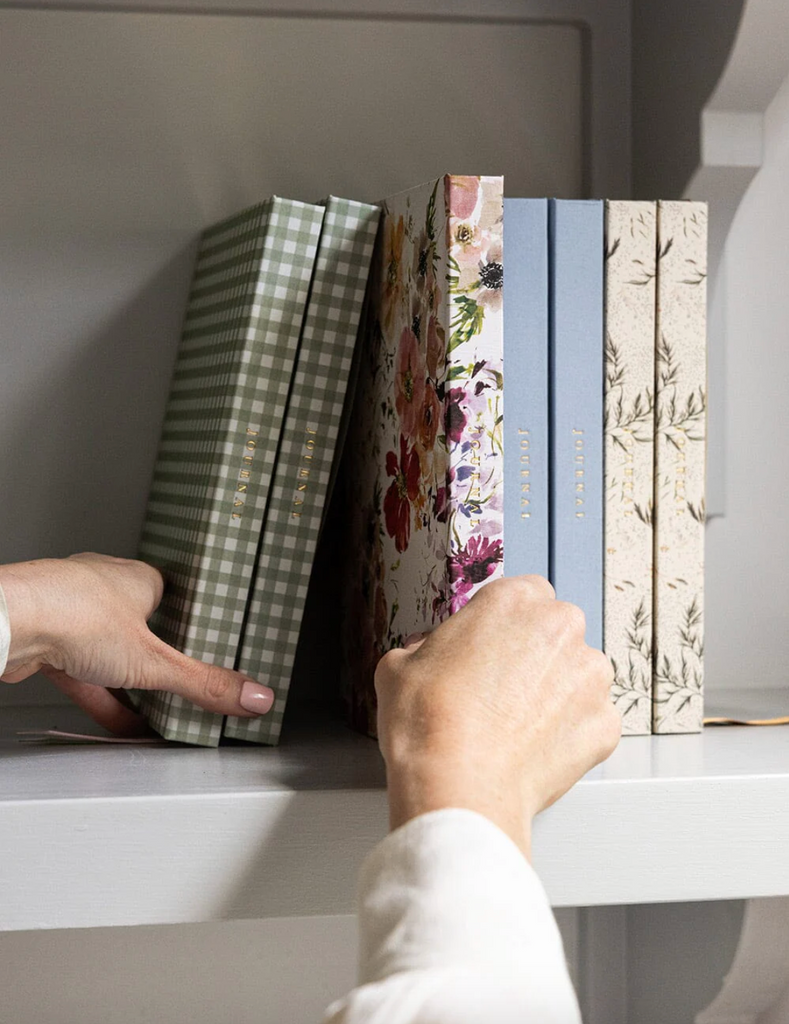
[503,198,549,579]
[653,200,707,734]
[604,200,657,735]
[223,196,381,744]
[137,197,325,746]
[339,175,504,737]
[548,199,604,649]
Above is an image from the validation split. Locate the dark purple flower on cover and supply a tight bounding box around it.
[445,387,468,445]
[433,483,449,524]
[449,535,503,611]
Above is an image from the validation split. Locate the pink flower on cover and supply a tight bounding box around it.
[395,327,426,443]
[448,177,480,220]
[384,435,421,554]
[452,221,490,267]
[449,535,504,612]
[445,387,468,446]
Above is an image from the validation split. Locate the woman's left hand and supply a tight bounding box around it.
[0,553,275,735]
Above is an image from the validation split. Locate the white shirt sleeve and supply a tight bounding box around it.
[0,582,10,678]
[324,808,582,1024]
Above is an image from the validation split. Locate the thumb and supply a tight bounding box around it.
[140,637,275,718]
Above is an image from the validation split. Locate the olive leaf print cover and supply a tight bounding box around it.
[340,175,504,736]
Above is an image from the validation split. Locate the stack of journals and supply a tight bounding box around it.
[136,176,706,745]
[337,178,706,739]
[134,195,380,746]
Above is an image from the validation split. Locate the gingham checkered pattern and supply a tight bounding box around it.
[222,197,380,744]
[136,198,324,746]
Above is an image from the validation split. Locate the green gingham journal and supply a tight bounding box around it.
[223,197,380,743]
[137,198,325,746]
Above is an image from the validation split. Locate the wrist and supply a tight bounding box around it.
[0,560,61,679]
[385,749,535,859]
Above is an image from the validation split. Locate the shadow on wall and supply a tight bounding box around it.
[632,0,746,199]
[0,234,197,564]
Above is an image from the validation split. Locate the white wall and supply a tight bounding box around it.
[705,64,789,689]
[620,54,789,1024]
[5,4,784,1021]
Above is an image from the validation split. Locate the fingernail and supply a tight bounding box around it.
[239,680,275,715]
[404,632,425,648]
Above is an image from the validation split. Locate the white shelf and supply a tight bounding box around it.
[1,691,788,931]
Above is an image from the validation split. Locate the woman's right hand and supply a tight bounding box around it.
[374,575,621,857]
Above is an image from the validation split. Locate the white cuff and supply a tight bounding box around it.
[325,809,581,1024]
[357,808,568,983]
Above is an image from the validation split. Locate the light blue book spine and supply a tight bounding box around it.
[548,199,604,648]
[503,198,549,579]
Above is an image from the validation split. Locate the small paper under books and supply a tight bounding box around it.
[652,201,707,734]
[136,197,325,746]
[604,201,657,736]
[338,175,504,737]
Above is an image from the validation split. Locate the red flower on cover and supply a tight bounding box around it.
[448,176,480,220]
[384,435,421,553]
[445,387,468,445]
[395,327,426,443]
[449,535,503,611]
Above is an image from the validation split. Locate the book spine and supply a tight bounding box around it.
[140,198,325,746]
[652,201,707,734]
[223,198,380,744]
[548,199,604,649]
[445,175,505,615]
[503,198,549,580]
[604,200,657,735]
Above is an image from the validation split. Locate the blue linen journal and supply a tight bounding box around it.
[548,199,604,648]
[503,198,549,580]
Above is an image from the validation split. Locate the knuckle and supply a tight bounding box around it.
[600,705,623,755]
[476,576,510,604]
[520,574,555,600]
[477,575,553,614]
[588,648,615,687]
[143,563,165,605]
[375,647,408,684]
[554,601,586,638]
[200,666,232,703]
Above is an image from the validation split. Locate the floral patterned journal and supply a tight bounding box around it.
[339,175,504,736]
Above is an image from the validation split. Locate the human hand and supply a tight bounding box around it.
[0,553,274,735]
[375,576,621,857]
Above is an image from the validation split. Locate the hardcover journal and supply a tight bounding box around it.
[338,175,505,737]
